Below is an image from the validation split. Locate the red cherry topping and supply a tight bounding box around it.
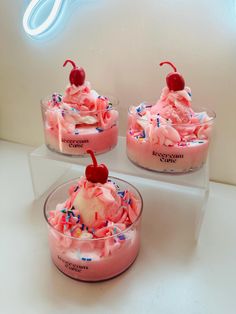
[160,61,185,91]
[85,150,109,184]
[63,59,86,87]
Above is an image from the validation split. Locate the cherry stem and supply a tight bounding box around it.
[159,61,177,72]
[87,149,98,167]
[63,59,77,69]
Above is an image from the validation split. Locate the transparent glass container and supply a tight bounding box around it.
[41,95,119,156]
[126,103,216,173]
[44,177,143,282]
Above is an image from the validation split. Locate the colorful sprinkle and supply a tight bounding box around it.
[118,234,126,241]
[157,114,160,127]
[118,191,125,198]
[76,228,82,237]
[136,103,146,114]
[134,130,146,140]
[52,93,62,105]
[141,130,146,138]
[70,107,78,112]
[74,186,79,193]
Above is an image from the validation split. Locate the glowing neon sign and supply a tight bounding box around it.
[23,0,64,37]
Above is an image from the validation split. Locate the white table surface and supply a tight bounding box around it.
[1,140,236,314]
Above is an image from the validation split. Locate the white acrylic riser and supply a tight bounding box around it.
[28,136,209,242]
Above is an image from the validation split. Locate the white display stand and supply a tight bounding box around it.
[28,136,209,241]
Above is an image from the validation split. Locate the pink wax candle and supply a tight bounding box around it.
[126,61,215,173]
[41,59,118,156]
[44,150,143,281]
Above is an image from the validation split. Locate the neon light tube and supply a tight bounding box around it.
[23,0,63,37]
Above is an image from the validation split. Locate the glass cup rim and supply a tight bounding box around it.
[43,176,143,242]
[128,102,216,128]
[40,93,119,114]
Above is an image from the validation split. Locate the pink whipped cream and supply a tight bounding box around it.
[46,177,142,281]
[48,176,140,239]
[129,86,212,146]
[46,83,118,132]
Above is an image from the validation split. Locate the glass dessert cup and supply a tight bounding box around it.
[44,177,143,282]
[126,104,216,173]
[41,96,119,156]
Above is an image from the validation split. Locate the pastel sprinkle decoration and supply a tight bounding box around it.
[157,114,160,127]
[51,94,62,107]
[81,257,92,261]
[118,234,126,241]
[136,103,146,114]
[106,102,113,109]
[133,130,146,141]
[74,186,79,192]
[76,229,82,237]
[118,191,125,198]
[70,107,78,112]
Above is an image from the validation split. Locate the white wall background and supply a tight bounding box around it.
[0,0,236,185]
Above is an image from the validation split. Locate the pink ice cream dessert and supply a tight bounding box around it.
[41,59,119,156]
[127,61,215,173]
[44,150,143,281]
